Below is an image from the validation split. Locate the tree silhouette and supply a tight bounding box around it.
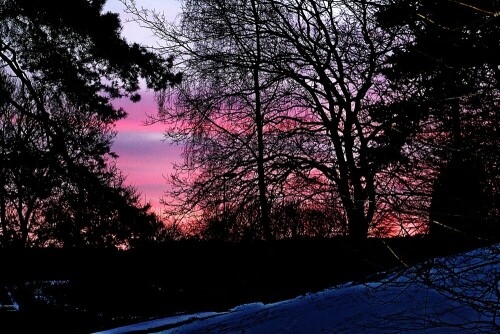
[38,170,168,248]
[126,0,428,241]
[378,0,500,239]
[124,0,301,240]
[0,0,180,247]
[258,0,410,241]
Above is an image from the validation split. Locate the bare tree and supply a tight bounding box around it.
[127,0,428,240]
[254,0,410,240]
[124,0,312,240]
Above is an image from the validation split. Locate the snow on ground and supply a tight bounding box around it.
[95,312,223,334]
[95,244,500,333]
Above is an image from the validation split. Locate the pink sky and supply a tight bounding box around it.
[105,0,182,213]
[112,92,182,213]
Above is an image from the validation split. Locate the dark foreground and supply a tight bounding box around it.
[0,237,488,333]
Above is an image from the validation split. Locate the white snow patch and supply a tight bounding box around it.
[230,302,265,312]
[93,312,223,334]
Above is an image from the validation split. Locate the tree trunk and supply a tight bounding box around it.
[347,205,369,242]
[0,179,8,246]
[450,96,462,154]
[18,200,30,248]
[337,177,370,241]
[251,0,272,241]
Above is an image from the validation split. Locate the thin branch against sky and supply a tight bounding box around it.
[103,0,181,212]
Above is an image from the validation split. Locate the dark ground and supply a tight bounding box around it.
[0,237,489,333]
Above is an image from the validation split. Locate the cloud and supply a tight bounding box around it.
[110,91,182,213]
[112,129,182,211]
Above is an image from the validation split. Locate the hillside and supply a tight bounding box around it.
[97,243,500,333]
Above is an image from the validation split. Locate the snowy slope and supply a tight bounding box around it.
[96,244,500,333]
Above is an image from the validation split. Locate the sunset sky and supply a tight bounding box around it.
[104,0,181,212]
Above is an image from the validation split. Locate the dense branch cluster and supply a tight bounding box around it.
[124,0,499,242]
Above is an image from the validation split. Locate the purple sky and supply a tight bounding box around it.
[104,0,181,212]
